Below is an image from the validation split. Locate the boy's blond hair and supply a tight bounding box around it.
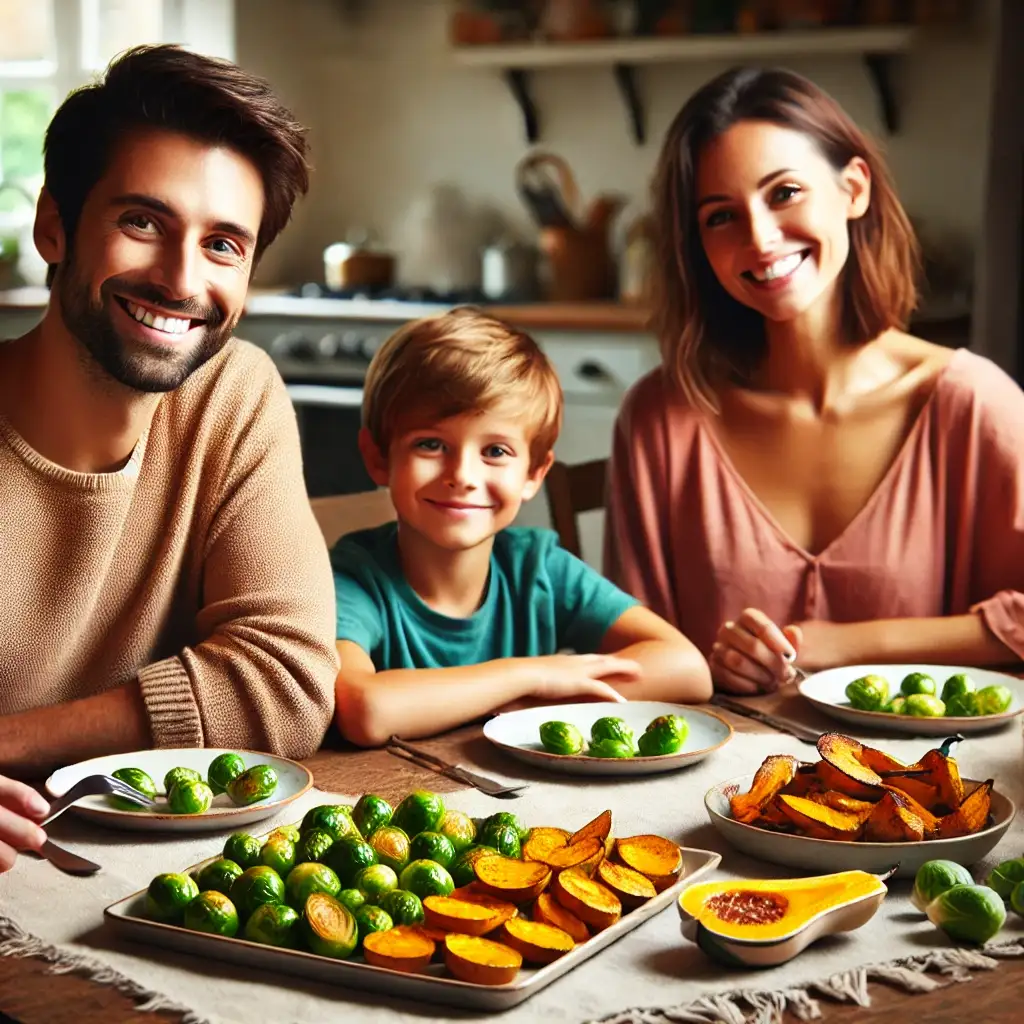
[362,307,563,469]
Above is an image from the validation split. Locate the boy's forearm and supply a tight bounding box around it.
[336,660,537,747]
[609,641,713,703]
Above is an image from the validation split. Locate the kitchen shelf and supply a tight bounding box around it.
[452,26,916,144]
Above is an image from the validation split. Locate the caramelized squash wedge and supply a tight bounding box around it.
[935,779,993,839]
[776,794,865,840]
[532,892,589,943]
[443,933,522,986]
[569,810,612,847]
[553,868,622,930]
[881,774,941,810]
[500,916,575,963]
[423,895,516,936]
[861,790,924,843]
[730,755,799,823]
[363,926,435,973]
[808,791,875,818]
[817,734,884,787]
[597,860,657,907]
[778,764,824,799]
[880,786,940,833]
[615,835,683,890]
[536,836,604,872]
[814,760,883,801]
[917,749,965,811]
[522,828,571,863]
[474,855,551,903]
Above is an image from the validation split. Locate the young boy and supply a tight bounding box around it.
[331,308,712,746]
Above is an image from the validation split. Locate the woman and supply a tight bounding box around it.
[605,66,1024,695]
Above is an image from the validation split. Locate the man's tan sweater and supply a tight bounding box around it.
[0,338,338,758]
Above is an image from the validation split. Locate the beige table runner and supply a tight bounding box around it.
[2,726,1023,1024]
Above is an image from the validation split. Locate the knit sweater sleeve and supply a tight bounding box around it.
[137,351,337,758]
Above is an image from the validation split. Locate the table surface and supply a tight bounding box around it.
[2,689,1021,1024]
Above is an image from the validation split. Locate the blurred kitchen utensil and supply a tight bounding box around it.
[515,152,579,229]
[539,192,626,301]
[386,736,529,797]
[323,231,395,292]
[481,238,539,301]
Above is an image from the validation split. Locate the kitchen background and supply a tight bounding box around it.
[2,0,1020,566]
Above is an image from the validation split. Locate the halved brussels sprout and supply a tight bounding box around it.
[926,884,1006,944]
[409,831,456,869]
[226,764,278,806]
[539,721,585,755]
[259,835,297,877]
[845,674,890,710]
[303,892,358,959]
[904,693,946,718]
[230,865,286,918]
[378,888,424,926]
[164,767,202,794]
[941,672,976,703]
[244,902,299,947]
[301,804,354,842]
[900,672,937,697]
[168,779,213,815]
[398,859,454,900]
[109,767,158,811]
[207,752,246,796]
[196,858,244,897]
[911,859,975,912]
[285,861,341,908]
[366,825,411,873]
[976,685,1013,716]
[223,832,262,869]
[352,794,392,838]
[146,872,199,923]
[183,890,239,937]
[391,790,445,837]
[588,738,635,758]
[297,827,336,864]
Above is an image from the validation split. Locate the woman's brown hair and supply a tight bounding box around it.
[651,66,920,410]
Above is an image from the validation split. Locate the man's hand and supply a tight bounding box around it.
[0,776,49,871]
[525,653,638,703]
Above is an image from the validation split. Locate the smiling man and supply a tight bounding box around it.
[0,46,337,784]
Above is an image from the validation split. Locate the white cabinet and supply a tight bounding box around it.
[514,330,661,568]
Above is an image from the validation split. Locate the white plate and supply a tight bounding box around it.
[798,664,1024,735]
[45,748,313,832]
[482,701,733,776]
[705,773,1015,878]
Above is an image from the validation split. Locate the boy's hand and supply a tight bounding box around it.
[526,654,637,703]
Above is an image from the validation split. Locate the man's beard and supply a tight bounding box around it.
[57,265,236,393]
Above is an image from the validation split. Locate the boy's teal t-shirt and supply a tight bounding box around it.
[330,523,639,669]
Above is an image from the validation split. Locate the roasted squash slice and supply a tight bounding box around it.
[817,734,884,787]
[880,786,940,833]
[423,895,516,935]
[473,856,551,903]
[553,868,621,930]
[569,810,612,847]
[522,827,570,863]
[597,860,657,907]
[861,790,924,843]
[532,892,589,943]
[363,926,435,973]
[776,794,865,840]
[815,760,883,801]
[501,917,575,963]
[615,834,683,890]
[809,792,876,817]
[881,774,941,810]
[778,764,824,798]
[916,749,965,811]
[536,836,604,872]
[443,933,522,986]
[935,779,993,839]
[730,755,799,823]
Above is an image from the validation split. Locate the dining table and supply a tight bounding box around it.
[1,688,1022,1024]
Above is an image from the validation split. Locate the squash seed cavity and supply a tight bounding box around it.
[705,891,788,924]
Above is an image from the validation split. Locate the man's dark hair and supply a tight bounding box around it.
[43,44,310,285]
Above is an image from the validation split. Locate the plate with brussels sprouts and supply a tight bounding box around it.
[482,701,734,775]
[45,748,313,832]
[797,664,1024,735]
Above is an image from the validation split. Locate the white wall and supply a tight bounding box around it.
[236,0,997,288]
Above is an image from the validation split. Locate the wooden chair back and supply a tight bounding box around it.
[543,458,607,559]
[310,489,395,548]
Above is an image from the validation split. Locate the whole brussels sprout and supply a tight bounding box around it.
[912,859,975,912]
[986,858,1024,901]
[354,904,393,948]
[881,696,908,715]
[646,714,689,740]
[590,717,634,748]
[398,859,454,900]
[196,858,244,897]
[845,674,890,711]
[266,824,301,845]
[244,902,299,947]
[539,721,585,755]
[146,872,199,923]
[297,827,336,864]
[975,684,1013,716]
[285,861,341,908]
[900,671,937,697]
[109,767,158,811]
[183,890,239,937]
[478,822,520,859]
[480,811,525,840]
[379,888,424,926]
[941,672,976,703]
[324,835,379,887]
[392,791,445,837]
[926,884,1006,944]
[588,739,635,758]
[259,835,297,876]
[164,767,202,794]
[223,832,261,869]
[354,863,399,905]
[352,794,392,838]
[227,764,278,806]
[301,804,354,842]
[409,831,456,868]
[638,715,688,756]
[1012,881,1024,917]
[207,752,246,796]
[336,888,366,914]
[904,693,946,718]
[945,691,980,717]
[168,779,214,815]
[230,865,286,918]
[437,809,476,854]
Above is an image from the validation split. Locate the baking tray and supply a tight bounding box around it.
[104,846,721,1011]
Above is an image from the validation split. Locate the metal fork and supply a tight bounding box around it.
[41,773,157,827]
[386,737,529,797]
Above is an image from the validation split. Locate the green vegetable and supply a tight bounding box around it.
[351,794,392,838]
[904,693,946,718]
[900,671,937,697]
[378,889,424,926]
[478,822,520,858]
[229,865,286,919]
[354,904,393,948]
[109,767,158,811]
[399,859,455,900]
[297,827,336,864]
[196,858,244,897]
[226,764,278,806]
[844,674,890,711]
[303,892,358,959]
[881,696,907,715]
[366,825,411,873]
[975,685,1013,716]
[941,672,976,703]
[926,884,1006,944]
[244,902,300,947]
[354,863,399,904]
[163,767,202,794]
[945,692,980,717]
[206,752,246,796]
[285,861,341,908]
[183,890,239,936]
[266,824,301,844]
[590,717,634,748]
[1012,881,1024,916]
[450,845,498,887]
[336,888,366,914]
[391,790,445,837]
[146,872,199,924]
[986,858,1024,901]
[480,812,525,840]
[911,859,975,912]
[301,804,354,842]
[409,831,456,868]
[258,835,297,877]
[588,739,635,758]
[324,835,378,887]
[638,715,688,756]
[167,779,214,815]
[223,833,262,869]
[437,809,476,854]
[538,721,585,755]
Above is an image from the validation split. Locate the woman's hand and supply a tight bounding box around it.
[0,776,49,872]
[710,609,802,694]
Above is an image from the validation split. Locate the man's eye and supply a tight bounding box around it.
[123,214,157,232]
[208,238,241,256]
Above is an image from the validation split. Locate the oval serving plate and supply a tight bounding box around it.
[483,701,733,776]
[704,772,1015,878]
[797,664,1024,736]
[45,747,313,832]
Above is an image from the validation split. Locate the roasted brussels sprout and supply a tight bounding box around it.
[437,809,476,854]
[354,904,393,948]
[336,888,366,914]
[297,827,335,864]
[588,739,635,758]
[976,684,1013,716]
[538,721,585,755]
[353,863,399,905]
[638,715,688,756]
[391,790,445,837]
[168,779,213,815]
[244,902,299,948]
[109,767,158,812]
[477,821,520,859]
[230,865,286,918]
[844,674,890,711]
[986,858,1024,901]
[183,890,239,937]
[941,672,976,703]
[480,811,525,840]
[301,804,354,842]
[366,825,411,874]
[590,717,634,748]
[226,764,278,806]
[351,794,392,838]
[285,861,341,908]
[881,696,908,715]
[303,892,358,959]
[163,767,202,793]
[378,888,424,926]
[324,835,379,887]
[450,845,498,888]
[196,858,244,897]
[207,752,246,796]
[223,832,262,869]
[408,830,456,868]
[900,672,937,697]
[258,835,297,876]
[266,824,301,845]
[945,691,980,717]
[398,859,455,900]
[904,693,946,717]
[146,872,199,923]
